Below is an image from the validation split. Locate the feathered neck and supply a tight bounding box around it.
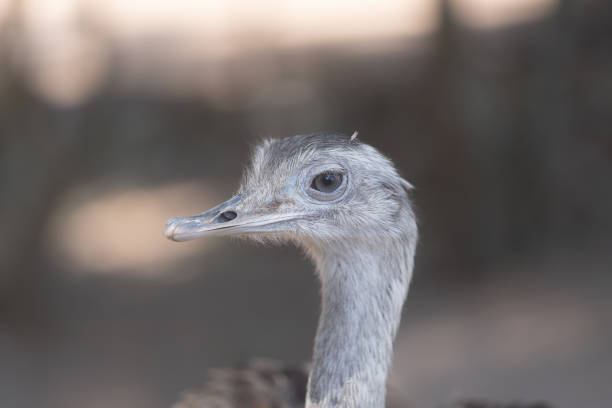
[304,209,417,408]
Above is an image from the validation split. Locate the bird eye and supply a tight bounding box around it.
[305,169,347,202]
[311,172,343,193]
[302,164,348,203]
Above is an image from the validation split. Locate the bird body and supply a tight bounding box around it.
[165,132,550,408]
[173,359,309,408]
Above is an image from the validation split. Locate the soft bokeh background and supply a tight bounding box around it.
[1,1,611,407]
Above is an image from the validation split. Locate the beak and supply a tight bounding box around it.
[164,194,302,242]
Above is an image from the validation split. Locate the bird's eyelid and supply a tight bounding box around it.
[315,167,346,176]
[300,163,347,184]
[308,161,347,173]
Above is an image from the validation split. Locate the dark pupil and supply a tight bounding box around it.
[322,173,335,185]
[313,172,342,193]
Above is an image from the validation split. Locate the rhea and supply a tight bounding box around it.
[165,132,415,407]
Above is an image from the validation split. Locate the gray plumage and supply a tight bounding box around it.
[165,132,552,408]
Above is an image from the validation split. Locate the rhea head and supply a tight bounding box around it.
[164,132,416,258]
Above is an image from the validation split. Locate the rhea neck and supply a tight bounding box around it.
[304,214,417,408]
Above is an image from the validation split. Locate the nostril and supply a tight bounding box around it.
[217,211,237,223]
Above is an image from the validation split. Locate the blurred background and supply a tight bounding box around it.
[1,0,611,407]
